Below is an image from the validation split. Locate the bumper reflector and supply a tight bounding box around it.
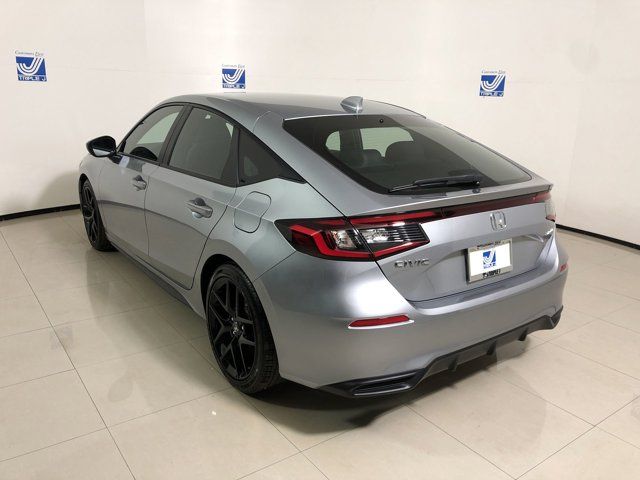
[348,315,412,329]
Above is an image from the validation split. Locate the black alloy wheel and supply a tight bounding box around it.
[206,264,279,393]
[80,180,113,251]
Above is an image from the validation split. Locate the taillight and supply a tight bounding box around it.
[282,219,371,260]
[275,210,439,261]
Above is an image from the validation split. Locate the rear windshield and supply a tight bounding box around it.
[283,114,530,194]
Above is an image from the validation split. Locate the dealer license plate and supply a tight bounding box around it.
[467,239,513,282]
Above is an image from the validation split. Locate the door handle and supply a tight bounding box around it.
[131,176,147,191]
[186,198,213,218]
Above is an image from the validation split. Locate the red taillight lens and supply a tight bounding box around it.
[349,315,411,329]
[275,211,439,261]
[286,220,371,259]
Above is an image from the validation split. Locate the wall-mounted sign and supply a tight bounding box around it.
[16,51,47,82]
[222,64,245,90]
[479,70,505,97]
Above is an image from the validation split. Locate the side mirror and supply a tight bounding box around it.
[86,136,117,158]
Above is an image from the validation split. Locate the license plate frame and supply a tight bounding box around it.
[466,239,513,283]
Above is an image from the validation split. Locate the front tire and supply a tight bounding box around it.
[80,179,114,251]
[206,264,280,394]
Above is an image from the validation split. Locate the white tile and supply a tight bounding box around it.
[521,428,640,480]
[0,249,21,272]
[489,343,640,424]
[124,274,177,305]
[22,259,121,294]
[189,335,220,372]
[306,406,510,480]
[562,281,636,317]
[59,210,90,239]
[0,295,49,338]
[0,430,133,480]
[37,281,149,325]
[601,300,640,334]
[0,371,104,461]
[244,454,325,480]
[102,254,177,305]
[407,369,590,477]
[599,396,640,450]
[0,233,9,252]
[0,269,33,301]
[78,342,229,425]
[552,320,640,379]
[530,307,596,342]
[571,265,640,300]
[10,240,102,268]
[101,253,146,279]
[55,307,183,367]
[247,382,406,450]
[110,390,297,480]
[0,216,82,247]
[604,251,640,275]
[154,301,207,340]
[559,234,632,267]
[0,328,72,388]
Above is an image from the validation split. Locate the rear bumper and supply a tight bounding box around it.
[323,308,562,397]
[254,236,568,390]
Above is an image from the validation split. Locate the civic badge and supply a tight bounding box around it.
[394,259,429,269]
[490,211,507,230]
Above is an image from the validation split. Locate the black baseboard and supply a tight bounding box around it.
[557,224,639,251]
[0,204,80,222]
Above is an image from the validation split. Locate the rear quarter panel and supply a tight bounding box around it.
[189,178,342,317]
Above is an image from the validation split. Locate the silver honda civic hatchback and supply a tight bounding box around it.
[79,93,568,397]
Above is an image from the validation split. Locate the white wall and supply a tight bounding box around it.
[1,0,638,243]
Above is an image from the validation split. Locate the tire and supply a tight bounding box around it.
[206,263,280,394]
[80,179,114,251]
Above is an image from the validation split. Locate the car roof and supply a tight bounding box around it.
[160,93,422,125]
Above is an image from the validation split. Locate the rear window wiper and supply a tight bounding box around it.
[388,174,483,193]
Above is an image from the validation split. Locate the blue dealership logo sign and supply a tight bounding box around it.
[479,70,505,97]
[482,250,497,269]
[222,65,245,89]
[16,51,47,82]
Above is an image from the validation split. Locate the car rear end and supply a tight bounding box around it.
[252,106,568,396]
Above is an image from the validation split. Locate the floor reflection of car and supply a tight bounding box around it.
[79,93,567,397]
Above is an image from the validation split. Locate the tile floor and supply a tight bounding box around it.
[0,210,639,479]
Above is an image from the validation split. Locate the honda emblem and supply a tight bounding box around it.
[490,211,507,230]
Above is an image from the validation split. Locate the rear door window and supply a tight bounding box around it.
[168,108,237,185]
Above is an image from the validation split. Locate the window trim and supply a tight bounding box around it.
[117,103,187,165]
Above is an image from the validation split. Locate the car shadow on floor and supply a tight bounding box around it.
[245,340,530,435]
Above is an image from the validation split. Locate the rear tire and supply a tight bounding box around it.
[80,179,114,251]
[206,264,280,394]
